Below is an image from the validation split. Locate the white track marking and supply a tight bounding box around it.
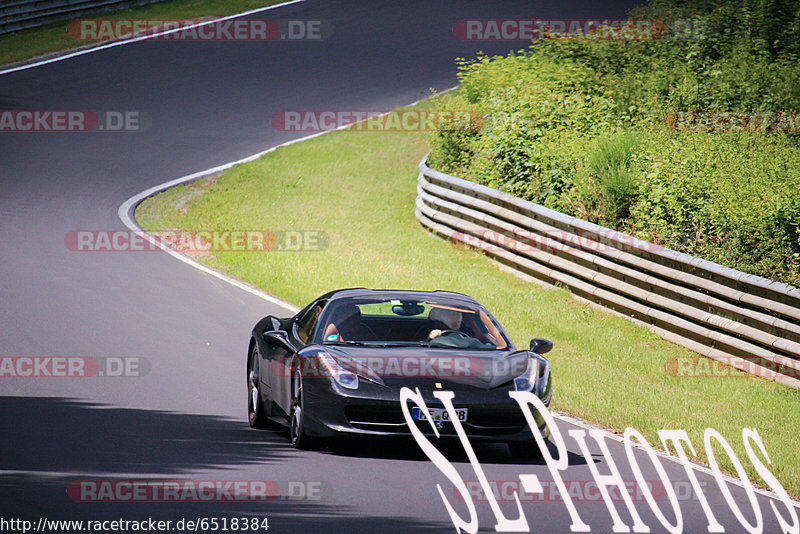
[0,0,306,76]
[117,130,334,314]
[118,88,461,313]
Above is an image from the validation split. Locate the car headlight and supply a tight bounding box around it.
[317,352,359,390]
[513,356,547,393]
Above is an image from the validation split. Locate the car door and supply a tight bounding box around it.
[274,300,325,415]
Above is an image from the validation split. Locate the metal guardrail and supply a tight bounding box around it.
[416,155,800,389]
[0,0,166,35]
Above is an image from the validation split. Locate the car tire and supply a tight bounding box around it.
[290,368,317,450]
[248,345,269,429]
[508,439,544,460]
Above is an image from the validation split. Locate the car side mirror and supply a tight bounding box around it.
[530,337,553,354]
[263,330,297,353]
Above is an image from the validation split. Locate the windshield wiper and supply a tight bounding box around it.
[324,340,366,346]
[379,341,428,347]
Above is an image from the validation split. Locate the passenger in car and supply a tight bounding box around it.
[323,303,377,341]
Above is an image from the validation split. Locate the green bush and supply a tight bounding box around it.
[428,0,800,286]
[630,131,800,283]
[585,133,641,224]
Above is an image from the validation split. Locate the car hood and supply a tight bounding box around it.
[323,345,530,390]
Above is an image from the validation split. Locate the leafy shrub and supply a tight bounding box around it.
[427,0,800,286]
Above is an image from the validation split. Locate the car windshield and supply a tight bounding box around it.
[318,296,509,350]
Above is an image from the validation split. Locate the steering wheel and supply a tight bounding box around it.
[439,330,468,339]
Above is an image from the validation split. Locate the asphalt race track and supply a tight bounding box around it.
[1,1,798,532]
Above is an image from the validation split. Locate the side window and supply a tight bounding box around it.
[296,301,325,344]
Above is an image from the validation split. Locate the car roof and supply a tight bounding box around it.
[317,288,481,305]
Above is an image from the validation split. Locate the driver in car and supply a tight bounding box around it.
[427,306,462,340]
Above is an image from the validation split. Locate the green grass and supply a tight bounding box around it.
[0,0,285,67]
[137,99,800,499]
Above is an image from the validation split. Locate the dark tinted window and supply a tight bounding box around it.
[296,301,325,344]
[318,296,509,349]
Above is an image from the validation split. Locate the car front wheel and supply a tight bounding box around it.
[248,345,268,429]
[289,369,317,449]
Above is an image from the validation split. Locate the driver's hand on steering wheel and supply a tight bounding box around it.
[428,329,443,340]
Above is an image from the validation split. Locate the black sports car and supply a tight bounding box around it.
[247,288,553,457]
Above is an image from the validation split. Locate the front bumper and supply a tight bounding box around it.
[300,377,551,443]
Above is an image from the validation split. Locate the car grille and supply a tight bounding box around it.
[344,404,527,435]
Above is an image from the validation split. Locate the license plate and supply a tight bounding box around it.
[412,407,468,423]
